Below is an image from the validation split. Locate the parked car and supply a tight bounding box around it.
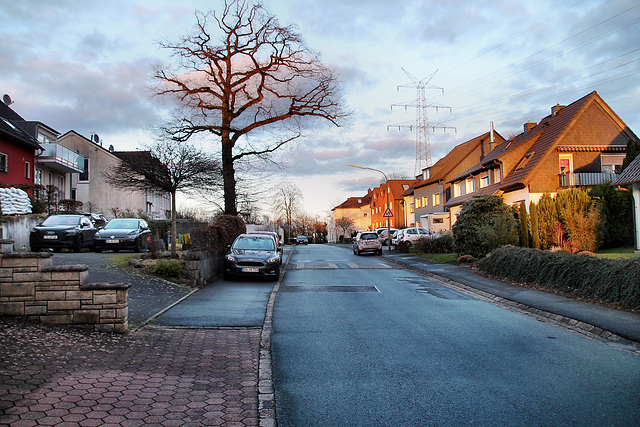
[375,227,399,245]
[224,234,280,281]
[93,218,152,253]
[29,214,97,252]
[352,231,382,255]
[248,231,283,264]
[393,227,433,246]
[296,236,308,245]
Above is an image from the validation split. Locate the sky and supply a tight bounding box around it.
[1,0,639,220]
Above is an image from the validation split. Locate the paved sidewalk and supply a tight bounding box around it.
[381,250,640,347]
[0,319,260,426]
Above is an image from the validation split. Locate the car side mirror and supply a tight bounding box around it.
[227,244,232,252]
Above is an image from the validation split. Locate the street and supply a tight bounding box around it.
[272,244,640,426]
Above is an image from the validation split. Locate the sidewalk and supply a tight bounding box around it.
[381,250,640,347]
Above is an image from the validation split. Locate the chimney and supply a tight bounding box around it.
[524,121,536,133]
[551,104,565,116]
[489,121,498,152]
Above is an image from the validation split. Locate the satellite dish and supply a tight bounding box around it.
[108,145,114,152]
[92,133,100,143]
[2,94,12,106]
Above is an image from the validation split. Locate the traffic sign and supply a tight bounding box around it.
[383,208,394,217]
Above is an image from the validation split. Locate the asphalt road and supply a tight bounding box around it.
[272,244,640,426]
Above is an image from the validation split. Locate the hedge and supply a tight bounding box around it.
[478,246,640,310]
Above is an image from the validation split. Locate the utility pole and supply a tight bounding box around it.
[389,69,455,175]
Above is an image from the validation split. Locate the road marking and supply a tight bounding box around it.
[288,262,392,270]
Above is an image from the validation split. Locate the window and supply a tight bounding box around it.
[25,161,30,179]
[493,168,501,184]
[58,176,65,200]
[410,203,414,214]
[466,177,476,193]
[479,171,489,188]
[601,154,625,174]
[415,198,422,208]
[422,196,428,207]
[433,218,444,224]
[559,154,573,174]
[0,153,7,172]
[433,193,440,206]
[363,213,367,217]
[516,152,535,170]
[454,182,462,197]
[35,169,43,185]
[79,158,90,181]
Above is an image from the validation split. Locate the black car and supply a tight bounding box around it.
[93,218,152,253]
[30,214,97,252]
[224,234,280,281]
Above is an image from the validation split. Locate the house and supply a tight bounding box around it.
[402,130,506,231]
[330,191,372,241]
[0,100,42,190]
[611,155,640,253]
[58,130,171,219]
[370,180,414,230]
[445,91,637,220]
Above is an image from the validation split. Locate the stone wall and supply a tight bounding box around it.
[0,252,129,333]
[182,250,224,287]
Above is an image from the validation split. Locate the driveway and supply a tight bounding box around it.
[51,252,196,328]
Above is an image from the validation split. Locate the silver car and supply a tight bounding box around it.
[352,231,382,255]
[393,227,433,246]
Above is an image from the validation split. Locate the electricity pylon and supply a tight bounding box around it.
[389,69,455,175]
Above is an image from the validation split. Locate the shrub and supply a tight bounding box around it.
[589,184,634,248]
[530,201,540,249]
[396,240,412,253]
[414,233,454,254]
[154,259,184,278]
[519,201,529,247]
[451,195,519,258]
[478,246,640,310]
[189,215,246,254]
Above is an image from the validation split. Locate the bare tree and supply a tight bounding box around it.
[105,139,221,257]
[272,182,302,243]
[153,1,350,215]
[335,216,355,239]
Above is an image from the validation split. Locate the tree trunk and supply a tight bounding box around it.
[221,134,237,216]
[171,190,177,258]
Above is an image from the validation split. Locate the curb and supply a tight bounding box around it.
[382,256,640,355]
[259,246,295,426]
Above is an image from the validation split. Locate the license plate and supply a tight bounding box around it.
[106,239,119,244]
[242,267,259,273]
[43,235,57,239]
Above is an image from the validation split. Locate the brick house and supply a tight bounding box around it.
[370,180,414,230]
[445,91,637,219]
[402,130,506,230]
[329,190,372,242]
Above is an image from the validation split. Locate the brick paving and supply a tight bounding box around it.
[0,318,261,426]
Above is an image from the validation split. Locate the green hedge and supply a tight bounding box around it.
[478,246,640,310]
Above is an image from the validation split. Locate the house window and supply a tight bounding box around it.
[422,196,428,207]
[415,198,422,208]
[363,213,367,217]
[479,171,489,188]
[79,158,90,181]
[35,169,43,185]
[0,153,7,172]
[559,154,573,174]
[433,193,440,206]
[493,168,501,184]
[601,154,625,174]
[410,203,414,214]
[71,189,77,200]
[516,152,535,170]
[466,177,476,193]
[25,161,31,179]
[454,182,462,197]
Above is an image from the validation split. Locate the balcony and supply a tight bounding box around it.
[559,172,619,187]
[36,143,84,174]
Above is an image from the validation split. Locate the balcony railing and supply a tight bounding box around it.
[559,172,619,187]
[37,143,84,173]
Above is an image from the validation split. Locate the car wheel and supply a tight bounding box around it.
[405,241,412,247]
[73,236,83,253]
[134,239,141,253]
[356,248,361,255]
[94,248,103,253]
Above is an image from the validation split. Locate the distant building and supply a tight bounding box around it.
[330,191,372,242]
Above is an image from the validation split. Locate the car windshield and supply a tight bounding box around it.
[233,236,275,251]
[360,233,378,240]
[104,219,139,230]
[42,216,80,226]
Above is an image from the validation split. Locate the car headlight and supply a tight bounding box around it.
[266,256,279,264]
[225,254,237,262]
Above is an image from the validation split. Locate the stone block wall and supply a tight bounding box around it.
[0,252,130,333]
[183,250,224,287]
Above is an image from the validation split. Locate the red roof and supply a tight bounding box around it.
[332,194,371,211]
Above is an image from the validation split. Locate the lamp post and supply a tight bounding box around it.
[348,164,392,251]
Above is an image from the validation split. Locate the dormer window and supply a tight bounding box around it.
[516,152,535,170]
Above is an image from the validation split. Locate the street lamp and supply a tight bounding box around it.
[348,164,392,251]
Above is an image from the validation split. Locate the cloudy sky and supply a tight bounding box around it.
[2,0,638,219]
